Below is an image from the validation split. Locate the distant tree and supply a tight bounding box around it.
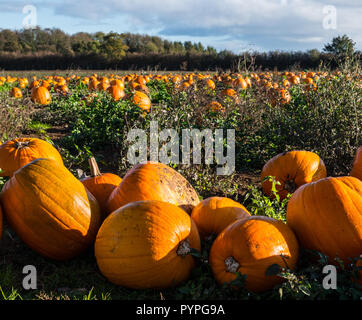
[99,32,128,59]
[0,29,21,52]
[144,41,159,54]
[323,35,356,61]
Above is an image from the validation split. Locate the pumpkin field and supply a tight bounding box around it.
[0,68,361,301]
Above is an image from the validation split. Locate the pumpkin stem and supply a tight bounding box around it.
[15,141,30,149]
[177,239,191,257]
[88,157,102,177]
[225,256,240,273]
[284,179,297,193]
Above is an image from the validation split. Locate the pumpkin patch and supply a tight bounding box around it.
[0,69,360,300]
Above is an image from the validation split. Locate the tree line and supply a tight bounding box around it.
[0,28,359,71]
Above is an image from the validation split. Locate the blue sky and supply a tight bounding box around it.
[0,0,361,53]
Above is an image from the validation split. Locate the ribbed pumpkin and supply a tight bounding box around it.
[107,162,200,214]
[31,86,51,105]
[209,216,299,293]
[191,197,250,239]
[350,146,362,180]
[81,157,122,220]
[0,158,101,260]
[0,138,64,177]
[261,150,327,200]
[131,91,151,111]
[95,200,201,289]
[286,176,362,264]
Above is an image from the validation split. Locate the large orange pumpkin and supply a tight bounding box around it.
[0,138,64,177]
[191,197,250,238]
[261,150,327,200]
[350,146,362,180]
[107,162,200,214]
[31,86,51,105]
[95,200,201,289]
[209,216,299,293]
[81,157,122,220]
[286,176,362,264]
[0,158,101,260]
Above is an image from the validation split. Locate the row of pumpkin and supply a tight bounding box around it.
[0,137,361,292]
[6,70,358,112]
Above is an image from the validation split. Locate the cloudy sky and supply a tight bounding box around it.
[0,0,361,52]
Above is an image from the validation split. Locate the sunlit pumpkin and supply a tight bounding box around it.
[31,86,51,105]
[10,87,22,98]
[131,91,151,111]
[261,150,327,200]
[0,137,64,177]
[107,162,200,214]
[107,85,125,101]
[0,158,101,260]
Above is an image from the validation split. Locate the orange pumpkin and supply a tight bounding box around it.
[191,197,250,238]
[107,85,125,101]
[107,162,200,214]
[221,88,236,97]
[131,91,151,111]
[10,87,22,98]
[31,86,51,105]
[55,84,69,94]
[209,216,299,292]
[95,200,201,289]
[286,176,362,264]
[261,150,327,200]
[233,77,248,90]
[208,101,224,113]
[350,146,362,180]
[0,138,64,177]
[0,158,101,260]
[81,157,122,220]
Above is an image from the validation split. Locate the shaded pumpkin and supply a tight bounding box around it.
[350,146,362,180]
[191,197,250,239]
[107,162,200,214]
[261,150,327,200]
[286,176,362,264]
[0,137,64,177]
[31,86,51,105]
[81,157,122,220]
[209,216,299,293]
[0,158,101,260]
[95,200,201,289]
